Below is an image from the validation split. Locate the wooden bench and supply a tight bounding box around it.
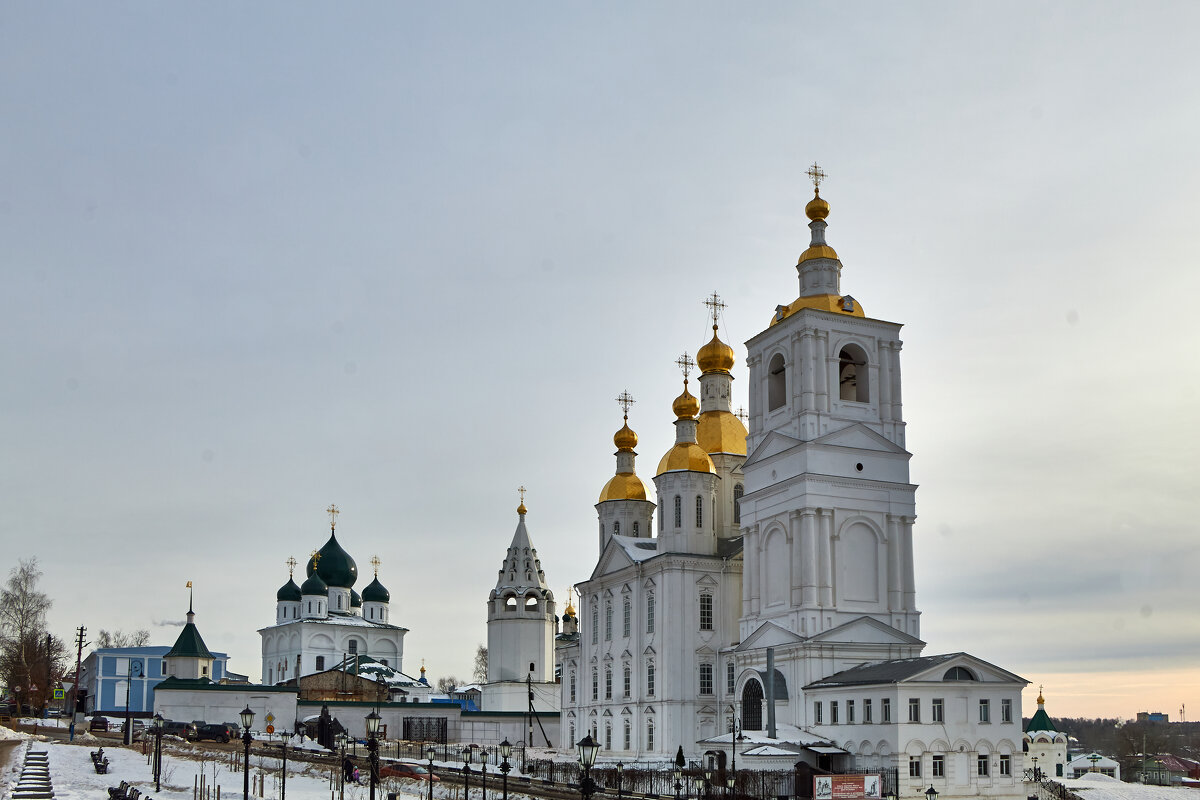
[107,781,129,800]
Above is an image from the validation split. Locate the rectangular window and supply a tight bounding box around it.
[814,701,823,724]
[605,724,612,750]
[115,657,130,676]
[909,757,921,778]
[727,661,735,695]
[699,594,713,631]
[979,699,991,723]
[864,699,873,723]
[647,663,655,696]
[999,755,1011,776]
[605,604,613,640]
[647,594,655,633]
[882,698,891,723]
[831,701,839,724]
[623,601,631,638]
[932,756,944,778]
[605,669,612,700]
[623,665,631,698]
[160,659,167,675]
[908,697,920,723]
[932,698,944,723]
[700,663,713,695]
[570,672,576,703]
[1001,698,1013,723]
[592,609,598,644]
[977,755,989,776]
[315,656,325,671]
[847,700,855,723]
[647,723,654,750]
[348,640,358,654]
[592,670,598,701]
[624,719,631,750]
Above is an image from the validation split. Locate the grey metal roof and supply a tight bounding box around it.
[803,653,966,689]
[757,668,789,699]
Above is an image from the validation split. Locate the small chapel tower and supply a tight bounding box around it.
[653,355,719,556]
[596,391,655,551]
[739,165,919,641]
[164,585,215,680]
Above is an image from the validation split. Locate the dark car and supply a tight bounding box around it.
[196,722,239,743]
[379,763,439,781]
[163,721,197,740]
[89,716,110,732]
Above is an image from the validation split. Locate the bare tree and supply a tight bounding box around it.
[0,558,66,713]
[96,629,152,648]
[472,644,487,684]
[436,676,459,693]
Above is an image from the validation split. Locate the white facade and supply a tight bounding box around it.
[556,182,1027,800]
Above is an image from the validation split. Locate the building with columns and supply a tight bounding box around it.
[557,170,1027,800]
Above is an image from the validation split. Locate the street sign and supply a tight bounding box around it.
[266,724,275,734]
[53,689,65,700]
[265,713,275,723]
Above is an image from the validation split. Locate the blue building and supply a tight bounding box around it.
[81,646,230,716]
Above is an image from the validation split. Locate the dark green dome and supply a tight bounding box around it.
[362,576,390,603]
[307,532,358,589]
[350,589,362,607]
[277,578,302,602]
[300,571,328,595]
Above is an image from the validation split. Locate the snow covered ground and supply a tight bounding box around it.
[0,726,542,800]
[1057,772,1200,800]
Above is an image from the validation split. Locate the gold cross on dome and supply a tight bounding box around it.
[806,162,826,190]
[735,407,748,423]
[286,556,297,577]
[676,352,695,380]
[518,485,527,504]
[310,549,322,568]
[326,503,339,529]
[703,292,726,327]
[370,555,381,576]
[616,390,635,417]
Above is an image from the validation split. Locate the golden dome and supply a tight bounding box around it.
[696,325,735,374]
[672,381,700,419]
[805,189,830,221]
[656,442,716,476]
[770,293,866,326]
[564,597,576,617]
[614,419,638,451]
[517,501,527,515]
[797,244,839,265]
[696,410,748,456]
[599,472,652,503]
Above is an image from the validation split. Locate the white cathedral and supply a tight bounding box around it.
[540,171,1029,800]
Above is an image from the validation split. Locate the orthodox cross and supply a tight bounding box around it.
[286,556,297,578]
[735,407,748,423]
[703,291,726,327]
[518,485,527,505]
[370,555,381,577]
[310,549,322,568]
[676,352,695,381]
[806,162,826,190]
[326,503,339,529]
[616,390,635,419]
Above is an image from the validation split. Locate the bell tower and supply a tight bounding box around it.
[739,165,919,641]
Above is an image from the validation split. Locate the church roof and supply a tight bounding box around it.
[494,505,551,593]
[307,531,358,588]
[165,620,214,660]
[804,653,964,687]
[277,578,302,602]
[1026,707,1058,734]
[362,576,389,603]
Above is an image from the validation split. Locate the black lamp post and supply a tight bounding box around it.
[499,739,513,800]
[704,759,713,800]
[280,733,289,800]
[577,734,600,800]
[427,743,438,800]
[616,762,624,800]
[336,733,349,800]
[151,713,164,792]
[674,746,685,800]
[365,709,382,800]
[481,747,489,800]
[239,706,255,800]
[925,785,938,800]
[1032,756,1040,782]
[464,744,473,798]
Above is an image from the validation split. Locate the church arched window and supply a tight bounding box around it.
[633,521,639,536]
[696,495,703,528]
[605,603,613,640]
[646,593,655,633]
[839,344,870,402]
[348,639,358,655]
[733,484,744,524]
[526,594,539,611]
[623,598,631,637]
[768,353,787,411]
[569,671,576,702]
[674,495,682,528]
[647,719,655,750]
[614,521,620,536]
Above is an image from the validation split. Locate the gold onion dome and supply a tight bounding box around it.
[697,411,748,456]
[805,188,830,221]
[565,599,576,617]
[614,418,638,451]
[657,441,716,475]
[599,472,651,502]
[517,501,527,515]
[672,381,700,419]
[696,325,735,374]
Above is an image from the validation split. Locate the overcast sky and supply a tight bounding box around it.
[3,3,1198,722]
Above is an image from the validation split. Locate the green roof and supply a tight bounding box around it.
[1025,707,1058,733]
[165,621,214,660]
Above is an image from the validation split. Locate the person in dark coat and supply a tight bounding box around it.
[344,756,355,783]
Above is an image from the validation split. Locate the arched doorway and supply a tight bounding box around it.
[741,679,763,731]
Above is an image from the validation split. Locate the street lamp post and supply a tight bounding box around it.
[577,734,600,800]
[365,709,382,800]
[481,747,489,800]
[427,743,438,800]
[499,739,513,800]
[704,760,713,800]
[925,785,938,800]
[616,762,624,800]
[280,734,289,800]
[464,744,473,798]
[1032,757,1040,782]
[336,733,349,800]
[239,706,255,800]
[674,747,685,800]
[151,713,164,792]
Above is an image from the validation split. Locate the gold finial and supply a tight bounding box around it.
[704,292,726,328]
[616,390,635,419]
[735,407,748,423]
[286,556,297,578]
[676,352,695,381]
[806,162,826,192]
[326,503,339,530]
[310,549,322,568]
[370,555,381,577]
[517,485,528,515]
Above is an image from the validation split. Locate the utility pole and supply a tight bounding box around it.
[69,626,87,741]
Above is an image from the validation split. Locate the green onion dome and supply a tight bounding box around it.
[350,589,362,608]
[362,576,390,603]
[277,578,302,602]
[300,571,328,595]
[307,532,358,589]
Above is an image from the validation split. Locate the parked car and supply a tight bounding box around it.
[196,722,240,743]
[163,721,197,740]
[89,716,110,732]
[379,762,439,781]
